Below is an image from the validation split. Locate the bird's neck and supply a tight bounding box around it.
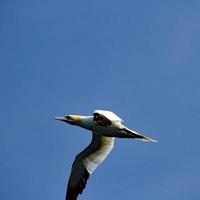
[76,116,94,130]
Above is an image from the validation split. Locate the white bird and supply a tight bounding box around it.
[54,110,157,200]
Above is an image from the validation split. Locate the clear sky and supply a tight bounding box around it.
[1,1,200,200]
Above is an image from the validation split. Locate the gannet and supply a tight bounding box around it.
[54,110,157,200]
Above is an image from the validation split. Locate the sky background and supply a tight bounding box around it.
[1,1,200,200]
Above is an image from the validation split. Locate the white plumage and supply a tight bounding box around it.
[94,110,123,122]
[54,110,157,200]
[83,135,114,174]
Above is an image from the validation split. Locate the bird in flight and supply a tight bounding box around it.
[54,110,157,200]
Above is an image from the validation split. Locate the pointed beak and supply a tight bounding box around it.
[53,116,67,122]
[53,115,81,125]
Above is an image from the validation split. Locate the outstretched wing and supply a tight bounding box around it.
[66,134,114,200]
[121,127,157,142]
[93,112,112,127]
[94,110,123,122]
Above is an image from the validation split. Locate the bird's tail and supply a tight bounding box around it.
[121,127,157,142]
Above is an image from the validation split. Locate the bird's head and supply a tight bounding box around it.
[54,115,81,125]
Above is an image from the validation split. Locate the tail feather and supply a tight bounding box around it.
[136,135,157,142]
[122,127,157,142]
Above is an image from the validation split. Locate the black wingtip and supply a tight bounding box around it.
[66,169,90,200]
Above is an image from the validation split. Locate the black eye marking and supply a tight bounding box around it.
[93,113,112,127]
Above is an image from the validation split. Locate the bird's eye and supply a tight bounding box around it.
[65,116,71,120]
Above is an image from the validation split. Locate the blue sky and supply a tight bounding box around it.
[1,1,200,200]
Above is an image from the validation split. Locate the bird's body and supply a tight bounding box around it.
[54,110,157,200]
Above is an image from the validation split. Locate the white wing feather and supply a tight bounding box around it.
[66,133,114,200]
[83,135,114,173]
[94,110,123,122]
